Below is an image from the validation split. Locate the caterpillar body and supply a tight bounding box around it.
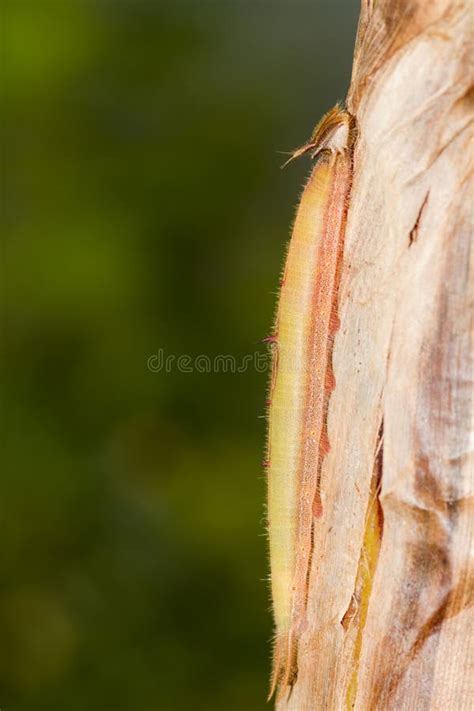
[267,105,355,699]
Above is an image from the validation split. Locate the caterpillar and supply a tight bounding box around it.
[267,104,355,699]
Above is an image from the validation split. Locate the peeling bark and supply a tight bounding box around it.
[276,1,473,709]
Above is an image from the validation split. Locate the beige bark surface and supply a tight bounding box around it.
[277,1,473,709]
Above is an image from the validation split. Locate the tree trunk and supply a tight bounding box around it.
[277,1,473,709]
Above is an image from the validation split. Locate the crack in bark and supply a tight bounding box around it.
[343,419,384,709]
[408,191,430,246]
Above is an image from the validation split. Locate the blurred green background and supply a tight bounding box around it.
[2,1,357,709]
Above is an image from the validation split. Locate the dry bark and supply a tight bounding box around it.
[277,1,473,709]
